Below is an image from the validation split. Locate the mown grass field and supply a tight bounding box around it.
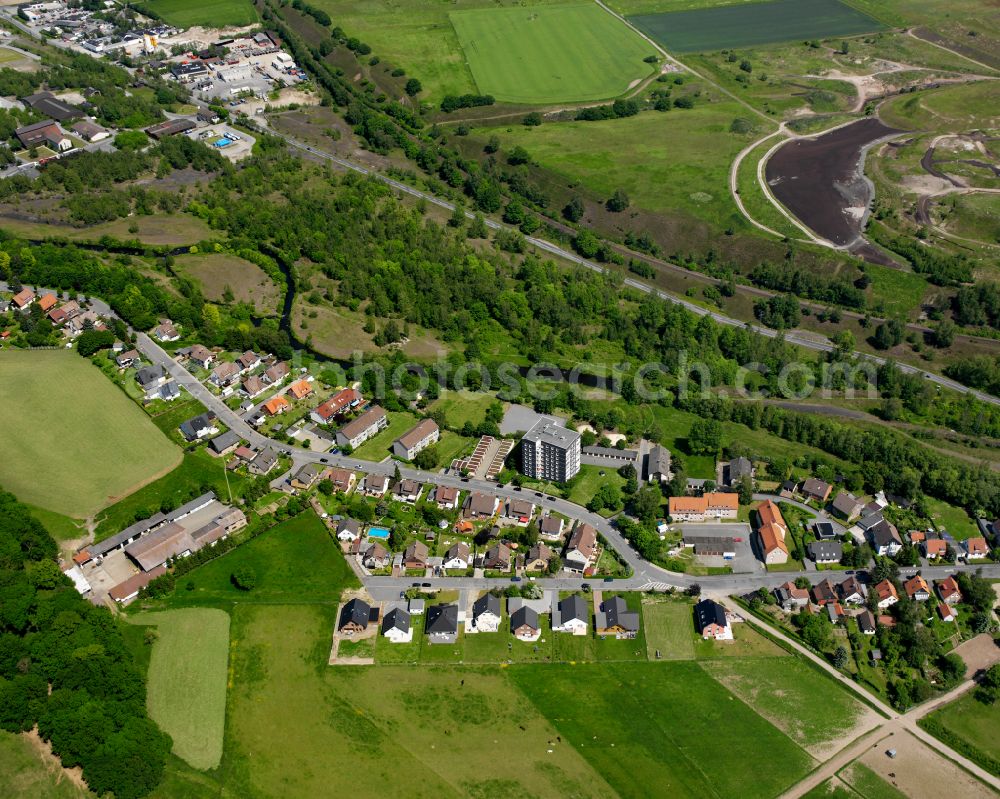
[129,608,230,770]
[135,0,258,28]
[450,4,655,104]
[0,351,180,518]
[0,213,217,247]
[630,0,885,53]
[173,253,282,315]
[925,691,1000,764]
[510,661,815,799]
[428,391,497,428]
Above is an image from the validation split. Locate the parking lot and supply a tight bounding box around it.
[186,123,254,161]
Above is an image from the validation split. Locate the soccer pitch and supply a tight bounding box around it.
[450,4,656,104]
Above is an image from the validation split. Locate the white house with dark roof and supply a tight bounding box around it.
[553,595,588,635]
[382,607,412,643]
[470,593,502,633]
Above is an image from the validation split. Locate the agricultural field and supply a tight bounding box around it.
[134,0,258,28]
[173,253,282,315]
[450,4,656,104]
[629,0,885,54]
[0,350,180,519]
[129,609,230,770]
[924,690,1000,765]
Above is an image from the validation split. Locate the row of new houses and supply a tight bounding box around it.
[339,593,640,644]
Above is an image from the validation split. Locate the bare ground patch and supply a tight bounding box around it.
[857,730,996,799]
[174,253,282,314]
[22,727,88,793]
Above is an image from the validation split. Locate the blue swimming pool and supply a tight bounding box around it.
[367,527,390,539]
[213,137,234,148]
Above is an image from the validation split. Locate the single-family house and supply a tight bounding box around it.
[403,541,429,570]
[263,361,290,384]
[153,320,180,342]
[596,596,640,639]
[392,418,439,461]
[361,473,390,497]
[524,542,553,573]
[964,537,989,560]
[241,375,268,399]
[564,522,597,573]
[808,540,843,564]
[326,468,356,493]
[392,479,423,504]
[506,498,535,524]
[187,344,215,369]
[36,293,57,313]
[336,519,362,542]
[115,349,141,369]
[338,598,372,635]
[262,396,290,416]
[179,412,217,441]
[774,581,810,612]
[837,575,865,605]
[382,607,412,643]
[756,500,789,565]
[336,405,388,449]
[539,515,565,540]
[208,430,240,456]
[442,542,470,570]
[721,456,754,488]
[426,604,459,644]
[210,361,241,387]
[310,387,362,424]
[362,542,390,570]
[472,593,502,632]
[647,444,672,482]
[236,350,261,372]
[904,575,930,602]
[483,543,512,571]
[291,463,322,490]
[873,579,898,609]
[936,576,962,605]
[247,446,279,476]
[923,538,948,560]
[511,606,541,641]
[857,609,877,635]
[668,492,739,522]
[136,364,166,393]
[10,288,35,310]
[868,519,903,557]
[811,578,838,606]
[288,379,312,401]
[778,480,799,499]
[47,299,79,326]
[157,382,181,402]
[831,491,864,521]
[801,477,832,504]
[465,492,499,520]
[15,119,71,151]
[553,595,589,635]
[433,485,460,510]
[938,603,958,623]
[694,598,732,640]
[71,118,110,142]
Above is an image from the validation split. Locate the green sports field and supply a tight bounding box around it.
[630,0,885,53]
[130,608,231,770]
[450,4,656,103]
[0,350,180,518]
[135,0,258,28]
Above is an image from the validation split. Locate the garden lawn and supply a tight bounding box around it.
[0,350,180,518]
[351,410,421,461]
[135,0,258,27]
[428,391,497,428]
[567,464,627,508]
[630,0,884,53]
[700,656,872,756]
[450,4,655,104]
[510,661,815,799]
[128,608,230,770]
[924,496,978,539]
